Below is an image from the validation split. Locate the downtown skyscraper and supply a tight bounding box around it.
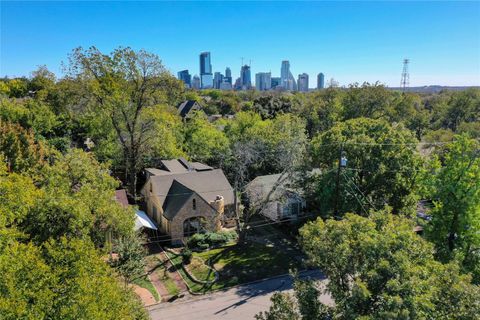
[240,65,251,89]
[317,72,325,89]
[177,70,191,88]
[199,52,213,89]
[255,72,271,91]
[297,73,309,92]
[280,60,296,91]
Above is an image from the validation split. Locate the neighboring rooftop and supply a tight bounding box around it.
[114,189,129,208]
[177,100,203,118]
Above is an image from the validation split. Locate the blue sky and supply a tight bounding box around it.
[1,1,479,87]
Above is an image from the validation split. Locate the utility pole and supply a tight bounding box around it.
[333,143,346,219]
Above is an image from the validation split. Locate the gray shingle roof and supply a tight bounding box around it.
[177,100,202,118]
[145,169,234,220]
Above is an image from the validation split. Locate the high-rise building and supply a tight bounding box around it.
[271,77,281,89]
[177,70,191,88]
[219,78,232,90]
[255,72,271,91]
[297,73,309,92]
[224,67,232,85]
[240,65,251,90]
[234,77,242,90]
[280,60,297,91]
[192,75,201,90]
[199,52,213,89]
[213,72,224,89]
[317,73,325,89]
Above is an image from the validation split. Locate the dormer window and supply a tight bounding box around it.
[193,198,196,210]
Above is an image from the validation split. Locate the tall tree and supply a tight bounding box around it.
[24,149,135,246]
[422,135,480,282]
[67,46,185,198]
[292,211,480,319]
[309,117,420,217]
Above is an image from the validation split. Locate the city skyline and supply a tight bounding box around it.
[1,2,479,86]
[179,52,323,90]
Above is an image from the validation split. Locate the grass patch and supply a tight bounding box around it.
[186,257,216,282]
[166,253,205,292]
[166,241,303,293]
[197,242,302,289]
[163,277,180,296]
[132,275,160,302]
[155,266,180,297]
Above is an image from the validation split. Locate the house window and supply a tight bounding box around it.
[150,183,153,193]
[192,198,196,210]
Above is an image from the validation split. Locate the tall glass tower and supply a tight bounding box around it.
[317,73,325,89]
[177,70,191,88]
[225,67,232,85]
[240,65,251,89]
[199,52,213,89]
[280,60,296,91]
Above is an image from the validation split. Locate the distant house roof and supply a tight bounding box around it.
[177,100,203,118]
[114,189,129,208]
[143,159,233,220]
[246,173,297,204]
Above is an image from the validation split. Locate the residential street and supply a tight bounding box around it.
[148,270,332,320]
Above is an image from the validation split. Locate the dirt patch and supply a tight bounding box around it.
[133,284,156,307]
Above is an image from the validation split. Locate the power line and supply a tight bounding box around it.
[142,213,320,245]
[342,171,378,211]
[342,174,369,216]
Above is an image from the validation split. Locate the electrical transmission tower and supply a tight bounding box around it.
[400,58,409,92]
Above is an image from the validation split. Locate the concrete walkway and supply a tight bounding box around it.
[148,270,331,320]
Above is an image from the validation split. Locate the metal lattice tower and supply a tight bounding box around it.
[400,58,409,92]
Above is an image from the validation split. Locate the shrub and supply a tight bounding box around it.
[181,248,192,264]
[187,231,238,251]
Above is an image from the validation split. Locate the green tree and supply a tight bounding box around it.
[255,292,300,320]
[422,135,480,282]
[253,94,293,120]
[341,82,393,120]
[110,234,147,286]
[67,46,185,197]
[296,211,480,319]
[0,238,147,320]
[24,149,134,246]
[310,117,420,217]
[0,120,47,174]
[183,111,229,164]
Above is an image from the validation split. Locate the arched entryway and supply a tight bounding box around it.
[183,216,207,237]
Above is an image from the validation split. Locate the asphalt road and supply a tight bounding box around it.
[148,270,332,320]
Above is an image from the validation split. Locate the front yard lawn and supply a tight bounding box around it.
[165,242,303,293]
[197,242,303,290]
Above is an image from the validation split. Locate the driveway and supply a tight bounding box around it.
[148,270,332,320]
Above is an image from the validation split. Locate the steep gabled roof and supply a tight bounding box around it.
[144,169,234,220]
[162,180,195,220]
[177,100,202,118]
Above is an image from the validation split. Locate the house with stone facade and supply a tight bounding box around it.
[141,158,235,245]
